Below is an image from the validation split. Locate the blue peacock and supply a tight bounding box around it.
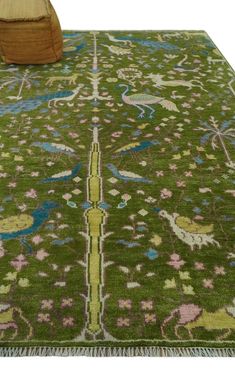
[106,163,152,183]
[113,140,160,157]
[40,163,82,183]
[116,36,179,50]
[0,86,82,117]
[32,142,76,156]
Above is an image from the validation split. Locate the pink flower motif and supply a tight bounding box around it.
[154,126,160,131]
[36,249,49,261]
[117,318,130,327]
[168,253,185,270]
[184,171,193,177]
[25,189,37,199]
[195,262,205,270]
[203,279,214,289]
[8,182,17,188]
[63,317,74,327]
[214,266,225,275]
[171,253,180,261]
[112,131,123,138]
[61,298,73,308]
[41,299,53,310]
[174,132,181,138]
[37,313,50,323]
[31,172,39,177]
[18,204,27,212]
[169,164,177,171]
[176,180,186,187]
[32,235,43,245]
[141,300,153,310]
[160,188,172,199]
[118,299,132,310]
[144,313,156,324]
[182,102,191,108]
[156,171,164,177]
[45,125,55,131]
[194,215,204,221]
[69,132,79,139]
[16,165,24,171]
[10,254,28,271]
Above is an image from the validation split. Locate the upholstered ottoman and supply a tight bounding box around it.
[0,0,63,64]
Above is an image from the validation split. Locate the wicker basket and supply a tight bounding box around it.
[0,0,63,64]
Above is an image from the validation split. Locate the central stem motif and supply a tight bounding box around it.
[85,126,107,336]
[75,32,114,341]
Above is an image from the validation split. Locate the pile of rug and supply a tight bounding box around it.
[0,31,234,357]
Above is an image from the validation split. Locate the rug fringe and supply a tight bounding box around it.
[0,346,234,357]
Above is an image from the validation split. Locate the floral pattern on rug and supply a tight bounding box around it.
[0,31,235,348]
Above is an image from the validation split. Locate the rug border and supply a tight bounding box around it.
[0,346,234,357]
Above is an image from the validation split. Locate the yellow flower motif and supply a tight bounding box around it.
[164,278,176,289]
[0,284,11,294]
[183,285,195,295]
[189,163,197,169]
[14,156,24,161]
[103,64,113,68]
[196,146,205,152]
[1,152,10,158]
[150,234,162,247]
[106,78,118,83]
[183,150,191,156]
[18,278,30,287]
[4,272,17,281]
[172,153,181,160]
[179,271,191,280]
[206,154,216,160]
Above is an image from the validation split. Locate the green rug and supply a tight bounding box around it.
[0,31,235,357]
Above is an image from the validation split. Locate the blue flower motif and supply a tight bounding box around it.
[194,156,204,165]
[193,207,201,214]
[202,199,210,206]
[136,226,147,232]
[145,248,158,260]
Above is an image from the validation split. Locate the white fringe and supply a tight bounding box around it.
[0,346,234,357]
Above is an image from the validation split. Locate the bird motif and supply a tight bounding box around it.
[102,44,132,55]
[106,163,152,183]
[113,140,160,157]
[105,33,133,46]
[0,85,84,116]
[115,37,178,50]
[63,43,86,53]
[174,54,199,72]
[0,201,58,240]
[40,163,82,183]
[159,209,220,250]
[32,142,75,156]
[119,84,179,119]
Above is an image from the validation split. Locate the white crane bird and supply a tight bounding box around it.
[119,84,179,119]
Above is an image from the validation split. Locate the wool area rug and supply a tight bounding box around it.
[0,31,234,357]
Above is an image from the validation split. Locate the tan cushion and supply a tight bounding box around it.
[0,0,63,64]
[0,0,50,22]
